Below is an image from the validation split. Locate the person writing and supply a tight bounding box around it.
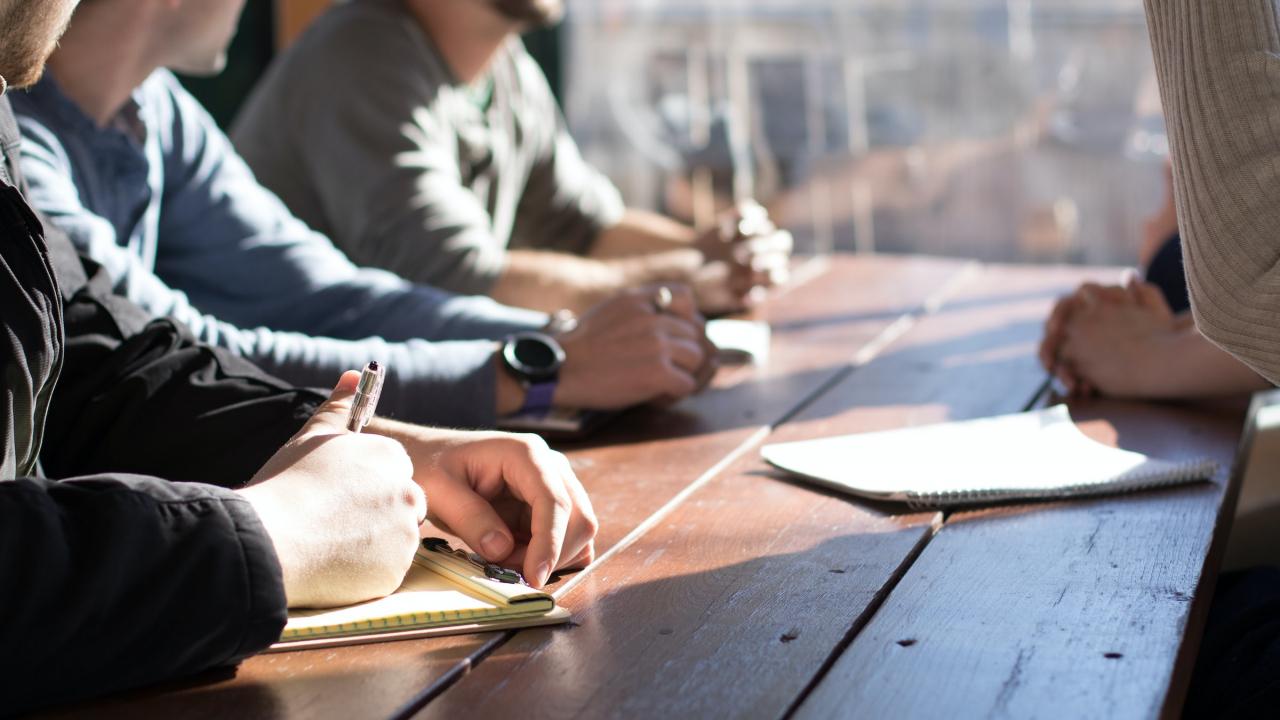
[0,2,595,712]
[14,0,716,431]
[232,0,793,316]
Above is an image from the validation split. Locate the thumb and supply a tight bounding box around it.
[301,370,362,436]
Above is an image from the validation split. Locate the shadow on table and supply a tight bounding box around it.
[429,531,934,719]
[562,316,1048,452]
[768,285,1065,335]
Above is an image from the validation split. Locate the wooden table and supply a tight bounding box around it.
[50,255,1245,720]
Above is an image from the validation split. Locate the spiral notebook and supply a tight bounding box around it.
[761,405,1218,509]
[269,538,569,652]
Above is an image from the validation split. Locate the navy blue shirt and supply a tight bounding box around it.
[13,71,547,427]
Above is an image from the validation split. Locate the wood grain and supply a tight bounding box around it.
[415,264,1108,719]
[554,255,970,556]
[43,256,969,719]
[793,398,1245,720]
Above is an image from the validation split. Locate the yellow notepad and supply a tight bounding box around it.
[270,538,569,652]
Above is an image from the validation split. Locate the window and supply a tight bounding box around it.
[562,0,1165,264]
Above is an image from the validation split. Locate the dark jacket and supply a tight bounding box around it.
[0,95,324,713]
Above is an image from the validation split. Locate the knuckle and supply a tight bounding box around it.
[581,507,601,537]
[401,485,423,510]
[516,432,549,455]
[550,489,573,515]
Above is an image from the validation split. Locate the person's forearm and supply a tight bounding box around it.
[0,476,286,713]
[1144,0,1280,384]
[590,208,699,258]
[1142,326,1273,399]
[490,248,701,314]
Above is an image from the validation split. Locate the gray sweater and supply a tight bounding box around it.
[1145,0,1280,385]
[232,0,624,297]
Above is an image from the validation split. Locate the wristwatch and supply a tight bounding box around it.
[501,331,565,414]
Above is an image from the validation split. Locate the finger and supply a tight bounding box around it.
[564,540,595,571]
[1076,283,1120,308]
[732,229,793,260]
[665,335,707,374]
[484,437,578,588]
[655,313,705,346]
[524,484,570,588]
[553,455,597,571]
[426,475,516,563]
[728,265,776,295]
[300,370,363,437]
[657,284,699,322]
[653,358,700,400]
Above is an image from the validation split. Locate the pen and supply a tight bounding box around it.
[346,361,385,433]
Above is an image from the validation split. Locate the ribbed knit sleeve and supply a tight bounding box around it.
[1144,0,1280,384]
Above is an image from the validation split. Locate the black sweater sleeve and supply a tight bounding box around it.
[38,225,325,486]
[0,474,287,713]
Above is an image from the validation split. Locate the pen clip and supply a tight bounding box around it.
[421,537,527,586]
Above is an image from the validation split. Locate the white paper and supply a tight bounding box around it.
[761,406,1216,506]
[706,319,771,365]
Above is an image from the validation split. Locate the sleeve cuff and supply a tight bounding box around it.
[221,495,289,661]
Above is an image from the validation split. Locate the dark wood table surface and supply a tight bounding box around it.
[48,255,1246,720]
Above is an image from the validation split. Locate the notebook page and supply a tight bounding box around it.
[285,563,512,640]
[762,406,1213,505]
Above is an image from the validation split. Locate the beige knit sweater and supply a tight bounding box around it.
[1145,0,1280,385]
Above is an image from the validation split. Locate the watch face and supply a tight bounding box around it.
[505,332,565,381]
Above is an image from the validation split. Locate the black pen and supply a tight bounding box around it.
[346,361,385,433]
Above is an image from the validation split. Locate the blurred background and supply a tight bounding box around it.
[194,0,1167,267]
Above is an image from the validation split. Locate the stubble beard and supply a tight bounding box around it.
[0,1,75,91]
[487,0,564,29]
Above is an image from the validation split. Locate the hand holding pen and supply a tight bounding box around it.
[236,367,426,607]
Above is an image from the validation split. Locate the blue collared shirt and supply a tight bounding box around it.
[12,70,547,427]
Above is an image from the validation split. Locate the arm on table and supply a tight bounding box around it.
[1041,279,1271,399]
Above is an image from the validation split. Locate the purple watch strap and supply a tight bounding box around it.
[519,380,558,415]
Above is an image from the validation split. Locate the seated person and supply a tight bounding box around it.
[1142,0,1280,715]
[231,0,793,317]
[0,2,595,712]
[13,0,715,431]
[1038,163,1271,400]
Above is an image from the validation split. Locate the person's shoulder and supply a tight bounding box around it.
[501,38,558,110]
[137,69,219,133]
[137,69,200,115]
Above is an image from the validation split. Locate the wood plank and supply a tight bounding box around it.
[793,398,1245,720]
[414,263,1111,719]
[556,255,971,555]
[44,255,968,719]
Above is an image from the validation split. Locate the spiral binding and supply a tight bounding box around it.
[904,457,1220,510]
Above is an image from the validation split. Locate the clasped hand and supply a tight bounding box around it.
[694,200,793,314]
[1038,276,1179,398]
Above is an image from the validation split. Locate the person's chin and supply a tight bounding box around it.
[169,53,229,79]
[491,0,564,29]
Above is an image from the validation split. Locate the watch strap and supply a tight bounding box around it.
[518,380,558,415]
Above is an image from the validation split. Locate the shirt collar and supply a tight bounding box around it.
[24,72,148,148]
